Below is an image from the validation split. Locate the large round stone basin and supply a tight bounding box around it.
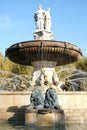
[5,40,82,66]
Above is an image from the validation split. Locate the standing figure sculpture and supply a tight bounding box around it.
[34,5,45,30]
[34,5,51,31]
[45,8,51,31]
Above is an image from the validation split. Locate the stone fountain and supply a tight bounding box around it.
[5,5,82,127]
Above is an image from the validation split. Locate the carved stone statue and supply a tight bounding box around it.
[27,88,60,110]
[44,88,60,109]
[34,5,45,30]
[45,8,51,31]
[34,5,51,32]
[41,68,59,86]
[27,88,44,109]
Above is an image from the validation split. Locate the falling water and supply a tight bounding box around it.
[40,41,44,65]
[0,70,30,91]
[56,67,87,91]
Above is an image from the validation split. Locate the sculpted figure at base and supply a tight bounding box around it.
[41,68,59,86]
[44,88,60,109]
[27,88,60,110]
[27,88,44,109]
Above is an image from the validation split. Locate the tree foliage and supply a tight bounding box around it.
[0,52,12,71]
[0,52,33,77]
[75,57,87,71]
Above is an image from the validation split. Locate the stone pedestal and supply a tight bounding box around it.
[29,61,60,92]
[34,30,53,40]
[25,109,65,126]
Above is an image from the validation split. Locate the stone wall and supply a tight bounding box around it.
[0,91,87,124]
[58,91,87,109]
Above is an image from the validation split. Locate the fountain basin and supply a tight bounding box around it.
[0,92,87,124]
[5,40,82,66]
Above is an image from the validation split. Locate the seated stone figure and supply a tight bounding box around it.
[44,88,60,109]
[27,88,44,109]
[27,87,60,110]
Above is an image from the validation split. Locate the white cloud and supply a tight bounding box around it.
[0,14,12,30]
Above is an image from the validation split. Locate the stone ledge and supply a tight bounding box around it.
[0,91,87,95]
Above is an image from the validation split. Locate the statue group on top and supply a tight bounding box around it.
[34,5,51,31]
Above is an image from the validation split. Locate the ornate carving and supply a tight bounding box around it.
[27,88,60,110]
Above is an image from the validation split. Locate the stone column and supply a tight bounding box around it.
[28,61,59,91]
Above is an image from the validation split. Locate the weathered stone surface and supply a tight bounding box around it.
[34,31,53,40]
[25,109,65,126]
[44,88,60,109]
[0,92,87,124]
[28,62,59,89]
[27,88,44,109]
[5,40,82,66]
[27,88,60,110]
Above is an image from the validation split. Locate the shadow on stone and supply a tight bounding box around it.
[7,105,28,126]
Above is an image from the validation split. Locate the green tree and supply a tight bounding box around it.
[75,57,87,71]
[0,52,33,78]
[11,62,33,77]
[0,52,12,71]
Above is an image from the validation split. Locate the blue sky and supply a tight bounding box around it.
[0,0,87,56]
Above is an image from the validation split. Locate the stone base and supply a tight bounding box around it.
[0,92,87,124]
[33,30,53,40]
[25,109,65,126]
[29,61,59,92]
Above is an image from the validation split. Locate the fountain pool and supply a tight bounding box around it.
[0,121,87,130]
